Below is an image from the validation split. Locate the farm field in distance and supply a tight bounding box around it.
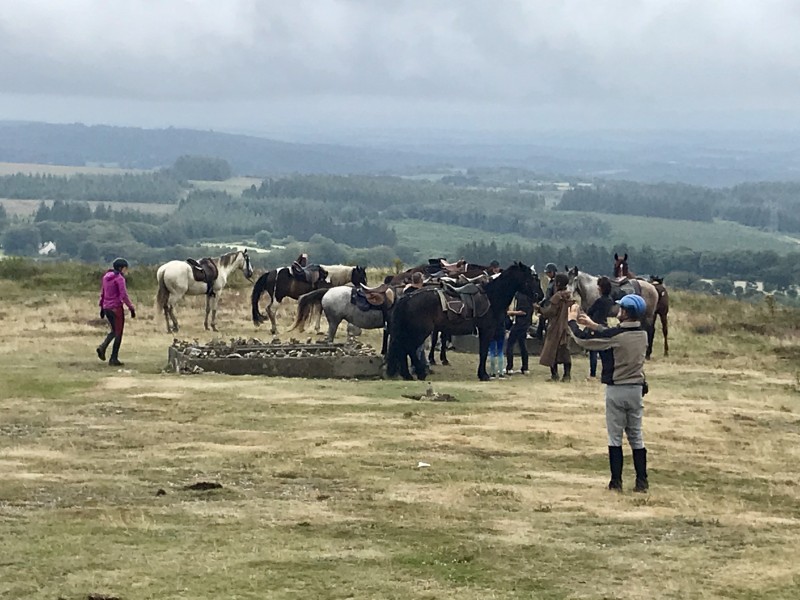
[1,273,799,599]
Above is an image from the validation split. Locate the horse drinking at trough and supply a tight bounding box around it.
[387,262,538,381]
[567,265,661,359]
[156,249,254,333]
[251,264,367,334]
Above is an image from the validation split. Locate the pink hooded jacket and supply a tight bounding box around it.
[99,270,135,311]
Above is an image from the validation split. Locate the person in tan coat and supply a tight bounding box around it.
[537,272,574,381]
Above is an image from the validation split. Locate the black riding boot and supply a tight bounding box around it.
[109,331,124,366]
[608,446,623,491]
[633,447,648,493]
[562,362,572,382]
[550,366,559,381]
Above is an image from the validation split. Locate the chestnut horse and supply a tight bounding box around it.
[614,253,669,357]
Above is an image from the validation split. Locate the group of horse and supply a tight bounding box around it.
[154,249,669,382]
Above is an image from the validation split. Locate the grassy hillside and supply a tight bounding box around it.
[392,213,798,258]
[0,274,799,598]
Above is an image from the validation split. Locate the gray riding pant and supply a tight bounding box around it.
[605,385,645,449]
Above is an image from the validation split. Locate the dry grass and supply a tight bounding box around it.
[1,281,799,599]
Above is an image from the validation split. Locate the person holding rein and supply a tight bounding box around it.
[567,294,650,492]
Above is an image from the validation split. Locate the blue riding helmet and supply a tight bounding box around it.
[617,294,646,318]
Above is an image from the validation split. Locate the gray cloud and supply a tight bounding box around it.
[1,0,799,132]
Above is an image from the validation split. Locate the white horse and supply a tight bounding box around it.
[156,249,254,333]
[566,266,660,358]
[290,285,392,343]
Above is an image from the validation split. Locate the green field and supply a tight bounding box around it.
[393,214,799,257]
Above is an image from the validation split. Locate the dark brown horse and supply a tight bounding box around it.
[386,262,538,381]
[649,275,670,357]
[384,259,491,286]
[613,253,669,357]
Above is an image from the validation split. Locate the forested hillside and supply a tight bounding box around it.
[1,162,799,300]
[559,180,800,232]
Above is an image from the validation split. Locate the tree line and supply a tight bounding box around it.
[558,180,800,232]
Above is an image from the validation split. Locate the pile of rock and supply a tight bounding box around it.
[170,337,378,360]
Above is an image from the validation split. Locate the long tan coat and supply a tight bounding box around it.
[538,290,573,367]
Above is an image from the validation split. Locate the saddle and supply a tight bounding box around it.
[186,258,218,295]
[292,262,323,286]
[610,277,641,302]
[352,284,395,312]
[437,283,490,320]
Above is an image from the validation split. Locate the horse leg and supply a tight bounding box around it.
[440,332,450,366]
[204,295,211,331]
[163,302,172,334]
[661,312,669,357]
[267,299,279,335]
[315,308,323,334]
[477,331,491,381]
[210,295,219,332]
[327,317,341,344]
[645,318,655,360]
[428,330,438,365]
[381,326,389,355]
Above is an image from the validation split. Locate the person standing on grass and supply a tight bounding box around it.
[567,294,649,492]
[537,272,573,382]
[506,289,534,375]
[586,276,615,381]
[534,263,558,339]
[97,257,136,367]
[488,313,508,378]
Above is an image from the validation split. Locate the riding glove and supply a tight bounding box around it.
[100,308,105,319]
[130,309,136,319]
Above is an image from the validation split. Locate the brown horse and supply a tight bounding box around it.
[613,253,669,357]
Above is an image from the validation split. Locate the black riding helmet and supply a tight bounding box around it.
[112,257,129,271]
[545,263,557,275]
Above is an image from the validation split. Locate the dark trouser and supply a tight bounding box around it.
[535,317,547,338]
[589,350,599,377]
[506,327,529,371]
[100,307,125,361]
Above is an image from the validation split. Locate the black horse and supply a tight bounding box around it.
[386,262,539,381]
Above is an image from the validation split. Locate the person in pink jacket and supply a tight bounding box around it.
[97,257,136,366]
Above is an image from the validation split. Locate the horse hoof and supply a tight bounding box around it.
[442,360,450,366]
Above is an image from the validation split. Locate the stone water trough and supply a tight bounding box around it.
[168,337,383,378]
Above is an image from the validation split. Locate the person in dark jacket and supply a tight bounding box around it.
[97,257,136,366]
[506,290,534,375]
[534,263,557,339]
[586,276,615,380]
[568,294,649,493]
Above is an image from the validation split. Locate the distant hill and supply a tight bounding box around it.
[0,121,434,176]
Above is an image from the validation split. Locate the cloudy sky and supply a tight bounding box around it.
[1,0,798,140]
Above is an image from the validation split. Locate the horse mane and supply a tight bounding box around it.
[218,250,241,268]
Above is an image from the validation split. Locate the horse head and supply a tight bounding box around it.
[351,265,368,286]
[613,253,630,278]
[650,275,664,285]
[241,249,254,280]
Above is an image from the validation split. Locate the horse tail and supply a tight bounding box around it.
[155,268,169,313]
[290,288,327,332]
[251,270,275,326]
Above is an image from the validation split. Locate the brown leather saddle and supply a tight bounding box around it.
[437,281,490,320]
[352,283,395,311]
[292,262,324,286]
[186,258,218,295]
